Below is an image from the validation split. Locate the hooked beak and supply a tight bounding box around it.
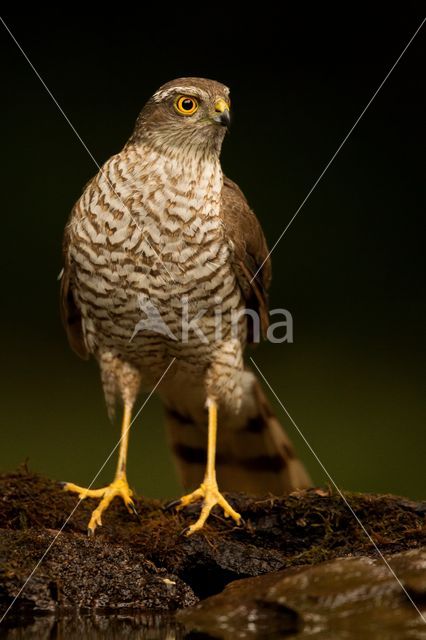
[213,98,231,128]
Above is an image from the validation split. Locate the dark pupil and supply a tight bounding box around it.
[182,99,194,111]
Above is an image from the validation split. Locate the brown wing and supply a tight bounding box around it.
[221,175,272,341]
[59,222,89,360]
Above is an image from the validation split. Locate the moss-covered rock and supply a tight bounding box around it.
[1,468,425,624]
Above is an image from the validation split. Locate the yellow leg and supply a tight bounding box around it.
[62,404,136,535]
[175,399,241,536]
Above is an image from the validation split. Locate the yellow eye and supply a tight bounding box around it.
[175,96,198,116]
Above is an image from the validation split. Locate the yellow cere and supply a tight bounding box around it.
[214,98,230,113]
[175,96,199,116]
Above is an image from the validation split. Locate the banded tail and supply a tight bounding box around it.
[164,371,311,494]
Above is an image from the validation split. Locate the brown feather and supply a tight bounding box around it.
[221,176,271,340]
[59,223,88,360]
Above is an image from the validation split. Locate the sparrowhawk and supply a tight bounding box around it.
[60,77,311,536]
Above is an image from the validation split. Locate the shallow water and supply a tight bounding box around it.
[0,612,186,640]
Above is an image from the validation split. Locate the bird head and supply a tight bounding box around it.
[131,77,231,155]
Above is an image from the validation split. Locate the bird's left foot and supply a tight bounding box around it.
[170,479,241,536]
[62,476,136,535]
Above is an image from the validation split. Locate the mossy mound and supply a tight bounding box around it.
[1,468,425,617]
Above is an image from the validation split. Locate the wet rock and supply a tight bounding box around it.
[178,548,426,639]
[178,572,301,638]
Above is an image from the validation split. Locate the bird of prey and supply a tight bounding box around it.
[60,77,311,536]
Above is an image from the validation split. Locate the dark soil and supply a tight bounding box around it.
[1,468,425,622]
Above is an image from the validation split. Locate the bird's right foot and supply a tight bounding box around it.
[62,476,136,535]
[167,478,241,536]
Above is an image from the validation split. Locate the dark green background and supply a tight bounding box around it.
[1,6,425,500]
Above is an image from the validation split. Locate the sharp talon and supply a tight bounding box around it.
[179,526,190,537]
[58,481,68,489]
[128,502,139,517]
[164,499,182,512]
[87,528,95,538]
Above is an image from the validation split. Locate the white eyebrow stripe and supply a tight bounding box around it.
[152,86,211,103]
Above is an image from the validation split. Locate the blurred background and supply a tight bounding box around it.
[1,5,425,500]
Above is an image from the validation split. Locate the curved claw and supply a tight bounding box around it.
[163,498,182,512]
[126,500,139,518]
[87,511,103,537]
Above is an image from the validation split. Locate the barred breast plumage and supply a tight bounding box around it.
[68,140,245,405]
[61,77,311,536]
